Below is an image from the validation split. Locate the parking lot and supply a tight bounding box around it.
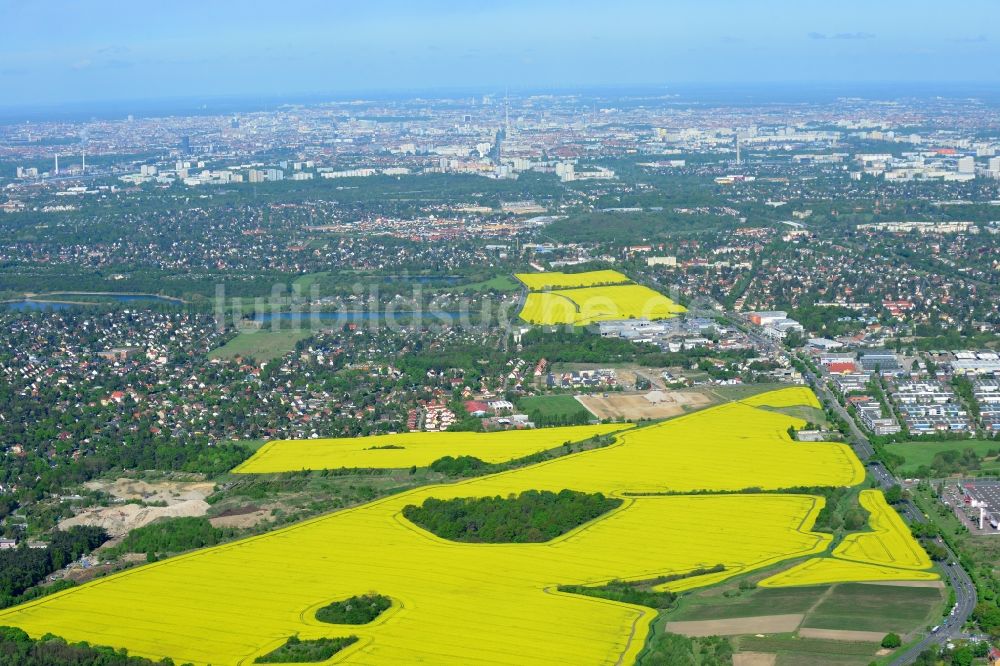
[944,479,1000,534]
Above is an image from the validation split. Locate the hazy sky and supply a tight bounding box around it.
[2,0,998,106]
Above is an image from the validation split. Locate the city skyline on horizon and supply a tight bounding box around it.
[2,0,999,108]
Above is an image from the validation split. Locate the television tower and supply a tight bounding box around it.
[504,88,511,133]
[54,154,59,175]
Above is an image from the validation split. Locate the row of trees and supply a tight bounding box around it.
[0,626,176,666]
[559,565,725,611]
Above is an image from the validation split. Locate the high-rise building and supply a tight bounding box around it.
[179,135,191,155]
[957,156,975,174]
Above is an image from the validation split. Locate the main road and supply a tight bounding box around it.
[797,364,978,664]
[693,307,975,661]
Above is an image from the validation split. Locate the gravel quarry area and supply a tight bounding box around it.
[58,478,216,537]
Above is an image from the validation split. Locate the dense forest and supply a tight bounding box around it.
[402,490,622,543]
[0,526,107,606]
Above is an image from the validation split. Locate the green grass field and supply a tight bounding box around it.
[291,272,329,292]
[517,395,594,419]
[738,636,878,662]
[886,439,1000,475]
[740,635,878,655]
[763,404,831,428]
[804,583,943,633]
[667,579,943,661]
[453,274,520,292]
[208,329,311,363]
[670,586,821,621]
[775,651,874,666]
[230,439,267,452]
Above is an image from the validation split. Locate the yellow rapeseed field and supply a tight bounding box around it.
[742,386,822,409]
[232,424,632,473]
[756,558,941,587]
[519,292,580,325]
[759,489,938,587]
[0,388,889,665]
[520,284,686,325]
[514,270,630,291]
[836,490,933,570]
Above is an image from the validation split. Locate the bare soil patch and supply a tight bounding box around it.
[798,628,884,642]
[733,653,777,666]
[210,508,274,529]
[59,499,211,537]
[61,478,217,536]
[85,478,215,504]
[666,614,803,637]
[577,390,711,420]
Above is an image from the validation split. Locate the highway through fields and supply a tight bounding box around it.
[673,306,976,663]
[797,363,978,664]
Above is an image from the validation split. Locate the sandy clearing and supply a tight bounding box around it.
[733,652,777,666]
[85,478,215,504]
[209,509,273,529]
[798,628,885,642]
[861,580,946,588]
[577,390,711,420]
[666,614,803,637]
[59,499,210,537]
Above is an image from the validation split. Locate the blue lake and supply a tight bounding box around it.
[4,294,181,311]
[252,310,461,323]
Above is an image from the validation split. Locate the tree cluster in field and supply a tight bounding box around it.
[315,594,391,624]
[402,490,622,543]
[0,526,107,606]
[558,565,725,611]
[912,447,999,479]
[641,632,733,666]
[793,487,868,533]
[428,455,491,477]
[0,625,179,666]
[103,517,241,560]
[254,635,357,663]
